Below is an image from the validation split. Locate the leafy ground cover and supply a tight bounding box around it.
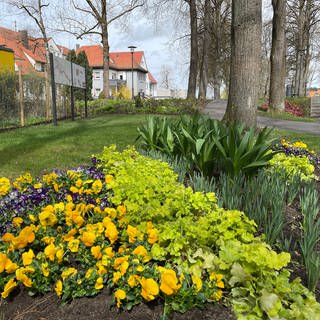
[1,146,319,320]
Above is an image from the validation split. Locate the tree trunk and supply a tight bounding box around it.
[101,24,110,99]
[198,0,210,99]
[187,0,198,99]
[269,0,286,111]
[223,0,262,126]
[214,84,221,99]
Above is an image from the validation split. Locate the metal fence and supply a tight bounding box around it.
[0,72,75,129]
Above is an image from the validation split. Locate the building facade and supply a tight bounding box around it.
[76,45,157,98]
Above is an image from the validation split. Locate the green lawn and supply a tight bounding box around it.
[1,114,319,179]
[0,115,146,179]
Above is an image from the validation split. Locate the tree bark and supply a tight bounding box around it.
[187,0,198,99]
[223,0,262,126]
[101,23,110,98]
[269,0,286,111]
[198,0,210,99]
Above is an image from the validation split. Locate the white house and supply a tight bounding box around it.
[76,45,157,99]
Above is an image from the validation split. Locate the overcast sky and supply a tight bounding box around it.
[0,2,189,90]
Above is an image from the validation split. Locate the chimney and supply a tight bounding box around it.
[18,30,29,49]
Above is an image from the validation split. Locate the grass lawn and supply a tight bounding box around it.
[257,110,317,122]
[1,114,320,179]
[0,114,146,179]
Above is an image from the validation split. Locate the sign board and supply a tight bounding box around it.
[0,46,14,73]
[53,55,85,89]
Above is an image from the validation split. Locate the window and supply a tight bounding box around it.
[138,73,145,81]
[94,71,100,79]
[120,75,123,80]
[112,73,116,79]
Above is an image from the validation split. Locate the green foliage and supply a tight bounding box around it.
[137,116,277,178]
[268,153,316,181]
[0,72,17,120]
[299,183,320,292]
[96,146,320,319]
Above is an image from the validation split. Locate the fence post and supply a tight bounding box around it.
[18,67,25,127]
[49,53,57,126]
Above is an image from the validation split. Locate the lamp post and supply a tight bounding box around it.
[128,45,136,99]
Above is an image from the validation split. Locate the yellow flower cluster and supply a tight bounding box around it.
[0,177,11,196]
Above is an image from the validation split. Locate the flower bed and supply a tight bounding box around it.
[0,146,319,319]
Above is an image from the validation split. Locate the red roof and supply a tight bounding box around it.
[76,45,148,72]
[148,71,157,84]
[57,45,70,56]
[0,26,47,74]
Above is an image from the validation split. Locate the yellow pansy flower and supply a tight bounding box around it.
[104,247,114,258]
[104,222,118,244]
[132,245,150,262]
[5,261,19,274]
[92,179,103,194]
[117,205,126,217]
[140,278,159,301]
[41,262,50,277]
[44,243,57,261]
[85,268,94,279]
[62,229,77,242]
[128,275,140,288]
[22,249,35,266]
[2,232,14,242]
[191,275,202,292]
[41,236,55,245]
[12,217,24,227]
[104,208,117,218]
[80,231,96,247]
[61,267,78,280]
[112,271,122,284]
[1,278,17,298]
[16,268,33,287]
[159,268,182,295]
[55,280,63,297]
[68,239,80,253]
[0,177,11,196]
[56,248,64,263]
[91,246,102,260]
[209,272,224,288]
[39,206,58,226]
[95,277,104,290]
[105,175,113,184]
[0,253,9,273]
[127,225,139,243]
[29,214,37,222]
[114,289,126,308]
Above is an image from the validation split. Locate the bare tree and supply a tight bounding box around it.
[9,0,52,118]
[269,0,286,110]
[223,0,262,126]
[59,0,145,99]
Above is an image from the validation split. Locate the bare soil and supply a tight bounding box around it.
[0,287,235,320]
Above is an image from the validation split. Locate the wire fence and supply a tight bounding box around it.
[0,72,77,129]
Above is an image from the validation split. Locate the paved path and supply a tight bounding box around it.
[203,100,320,135]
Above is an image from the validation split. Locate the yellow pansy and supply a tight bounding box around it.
[117,205,126,217]
[41,262,50,277]
[12,217,24,227]
[55,280,63,297]
[112,271,122,284]
[2,232,14,242]
[22,249,35,266]
[104,222,118,244]
[16,268,33,287]
[62,229,77,242]
[5,261,19,274]
[209,272,224,288]
[132,245,150,262]
[56,248,65,263]
[95,277,104,290]
[0,177,11,196]
[44,243,57,261]
[210,289,223,301]
[39,206,58,226]
[91,246,102,260]
[159,268,182,295]
[85,268,94,279]
[104,247,114,258]
[92,179,103,194]
[140,278,159,301]
[128,275,140,288]
[80,231,96,247]
[29,214,37,222]
[96,261,107,275]
[1,278,17,298]
[105,174,113,184]
[61,267,78,280]
[114,289,126,308]
[127,225,139,243]
[68,239,80,253]
[104,208,117,218]
[33,183,42,189]
[0,253,9,273]
[191,275,202,292]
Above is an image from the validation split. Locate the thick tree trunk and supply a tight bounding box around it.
[187,0,198,99]
[223,0,262,126]
[269,0,286,111]
[198,0,210,99]
[101,24,110,99]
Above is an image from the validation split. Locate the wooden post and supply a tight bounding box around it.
[18,67,25,127]
[70,61,75,121]
[84,66,88,118]
[49,53,57,126]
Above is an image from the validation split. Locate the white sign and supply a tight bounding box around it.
[53,55,86,89]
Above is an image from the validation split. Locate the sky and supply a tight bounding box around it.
[0,2,189,90]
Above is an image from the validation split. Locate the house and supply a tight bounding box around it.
[0,26,68,74]
[0,45,14,73]
[76,45,157,98]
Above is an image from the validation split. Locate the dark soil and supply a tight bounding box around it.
[0,287,235,320]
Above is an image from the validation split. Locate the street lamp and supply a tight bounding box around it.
[128,45,136,99]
